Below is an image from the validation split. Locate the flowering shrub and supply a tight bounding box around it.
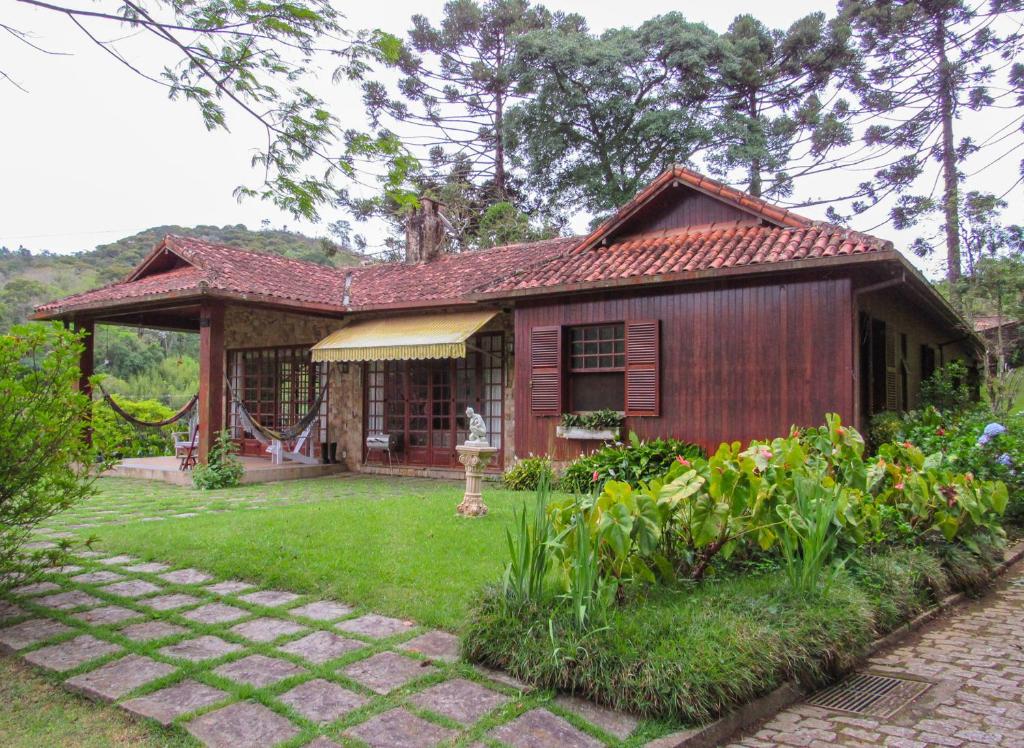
[544,415,1007,591]
[559,433,705,494]
[502,456,555,491]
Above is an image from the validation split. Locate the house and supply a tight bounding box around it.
[34,167,981,479]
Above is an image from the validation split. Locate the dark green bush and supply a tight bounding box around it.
[559,433,705,493]
[502,456,555,491]
[192,430,244,490]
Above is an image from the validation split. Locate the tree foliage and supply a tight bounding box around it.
[0,323,96,583]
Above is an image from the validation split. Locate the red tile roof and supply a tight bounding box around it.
[35,168,900,319]
[480,221,892,294]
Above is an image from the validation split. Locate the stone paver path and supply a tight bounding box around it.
[0,548,646,747]
[730,563,1024,748]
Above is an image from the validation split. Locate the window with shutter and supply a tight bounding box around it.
[625,320,660,416]
[530,325,562,415]
[885,330,898,411]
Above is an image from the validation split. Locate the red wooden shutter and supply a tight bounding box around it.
[530,325,562,416]
[625,320,660,416]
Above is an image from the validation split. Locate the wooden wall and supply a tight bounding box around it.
[513,276,855,460]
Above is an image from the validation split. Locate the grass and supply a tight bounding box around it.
[461,543,997,725]
[0,654,189,747]
[82,476,545,630]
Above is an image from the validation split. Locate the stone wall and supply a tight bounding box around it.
[223,305,363,470]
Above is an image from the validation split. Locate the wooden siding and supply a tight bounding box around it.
[513,277,855,460]
[611,186,758,240]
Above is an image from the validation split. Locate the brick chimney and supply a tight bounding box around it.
[404,197,447,263]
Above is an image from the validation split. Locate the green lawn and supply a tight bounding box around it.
[0,655,190,747]
[85,476,541,630]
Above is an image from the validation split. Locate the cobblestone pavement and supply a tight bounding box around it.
[729,564,1024,748]
[1,550,650,747]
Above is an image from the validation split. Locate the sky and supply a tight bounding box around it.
[1,0,1020,279]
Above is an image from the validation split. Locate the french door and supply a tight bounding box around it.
[365,332,504,468]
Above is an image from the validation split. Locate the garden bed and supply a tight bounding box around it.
[462,542,1000,725]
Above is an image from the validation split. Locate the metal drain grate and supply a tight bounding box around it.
[808,673,932,717]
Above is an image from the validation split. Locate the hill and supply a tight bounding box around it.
[0,224,362,408]
[0,224,362,330]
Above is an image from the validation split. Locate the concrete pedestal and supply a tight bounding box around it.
[456,444,497,517]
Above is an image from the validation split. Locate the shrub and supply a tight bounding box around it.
[502,456,555,491]
[192,430,244,489]
[560,409,623,431]
[559,433,705,493]
[920,360,972,412]
[0,323,96,583]
[91,397,176,460]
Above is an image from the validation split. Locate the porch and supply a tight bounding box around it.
[106,455,347,485]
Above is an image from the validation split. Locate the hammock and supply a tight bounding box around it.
[228,380,328,443]
[99,384,198,428]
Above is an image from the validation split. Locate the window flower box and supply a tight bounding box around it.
[556,425,620,441]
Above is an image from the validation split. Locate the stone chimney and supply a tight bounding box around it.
[404,196,447,263]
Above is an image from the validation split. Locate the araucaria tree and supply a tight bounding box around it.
[841,0,1024,289]
[0,323,97,584]
[508,13,716,217]
[362,0,574,201]
[706,13,855,200]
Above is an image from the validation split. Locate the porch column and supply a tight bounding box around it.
[73,318,95,443]
[198,301,225,464]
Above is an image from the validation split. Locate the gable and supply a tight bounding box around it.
[126,240,194,282]
[578,167,810,252]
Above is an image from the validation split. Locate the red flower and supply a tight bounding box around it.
[591,470,599,482]
[903,441,913,449]
[676,456,691,467]
[936,427,946,436]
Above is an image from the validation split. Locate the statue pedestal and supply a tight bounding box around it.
[456,444,497,517]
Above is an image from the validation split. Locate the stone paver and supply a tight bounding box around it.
[121,679,229,726]
[65,654,175,702]
[73,570,125,584]
[187,700,300,748]
[123,562,171,573]
[159,635,242,661]
[489,709,604,748]
[399,630,461,662]
[238,589,301,608]
[102,579,163,598]
[72,605,142,626]
[146,592,202,611]
[44,564,83,574]
[23,634,123,672]
[410,678,509,725]
[182,602,249,624]
[35,590,103,610]
[554,694,638,741]
[159,568,213,585]
[305,738,342,748]
[13,581,62,596]
[346,707,458,748]
[0,600,26,622]
[97,555,137,566]
[205,580,255,595]
[121,620,188,642]
[729,564,1024,748]
[0,618,72,651]
[230,617,308,643]
[278,630,364,664]
[213,653,307,687]
[336,613,414,639]
[342,651,437,694]
[278,678,367,723]
[289,600,353,621]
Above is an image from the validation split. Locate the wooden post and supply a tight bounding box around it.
[198,302,225,464]
[74,318,95,443]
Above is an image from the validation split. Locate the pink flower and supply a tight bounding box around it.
[895,481,905,490]
[591,470,599,482]
[676,456,691,467]
[903,441,913,449]
[936,427,946,436]
[760,448,773,460]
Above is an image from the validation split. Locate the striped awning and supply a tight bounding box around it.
[311,309,498,363]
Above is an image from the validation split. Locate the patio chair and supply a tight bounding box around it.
[173,414,199,470]
[266,420,319,466]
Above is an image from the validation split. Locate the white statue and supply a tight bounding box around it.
[466,407,489,445]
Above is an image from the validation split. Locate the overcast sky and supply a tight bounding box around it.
[1,0,1020,279]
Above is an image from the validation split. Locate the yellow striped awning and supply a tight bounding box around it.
[311,309,498,363]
